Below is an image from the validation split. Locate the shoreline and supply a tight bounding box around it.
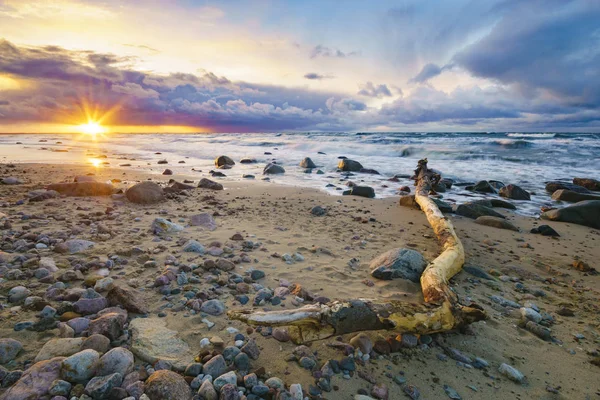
[0,162,599,399]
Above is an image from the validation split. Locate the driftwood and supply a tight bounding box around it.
[228,159,486,343]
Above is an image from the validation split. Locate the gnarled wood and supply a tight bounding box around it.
[228,159,486,343]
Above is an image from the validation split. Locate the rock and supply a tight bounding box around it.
[0,357,64,400]
[520,307,543,323]
[85,372,123,399]
[241,339,260,360]
[272,328,291,342]
[216,259,235,271]
[81,335,111,354]
[0,338,23,364]
[198,178,224,190]
[162,169,173,175]
[151,218,184,234]
[530,225,559,237]
[189,213,217,231]
[551,189,600,203]
[349,333,373,354]
[300,157,317,169]
[369,248,427,282]
[215,156,235,167]
[344,186,375,198]
[46,182,114,196]
[371,383,388,399]
[198,379,218,400]
[97,347,134,376]
[130,318,194,371]
[499,184,530,200]
[469,180,496,193]
[443,385,462,400]
[145,370,192,400]
[202,355,226,378]
[35,338,85,362]
[462,266,495,280]
[60,239,96,254]
[213,371,237,391]
[183,240,205,254]
[219,384,240,400]
[1,177,22,185]
[263,163,285,174]
[432,198,453,213]
[455,203,505,219]
[475,216,519,231]
[48,379,72,396]
[60,349,100,383]
[311,206,326,216]
[107,285,149,314]
[573,177,600,191]
[338,159,363,172]
[126,182,164,204]
[88,312,126,340]
[73,297,108,315]
[240,158,256,164]
[399,195,419,209]
[8,286,30,303]
[541,200,600,229]
[498,363,525,383]
[201,299,226,316]
[545,181,590,194]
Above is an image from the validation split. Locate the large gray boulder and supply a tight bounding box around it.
[541,200,600,229]
[263,163,285,174]
[573,177,600,191]
[469,180,496,193]
[551,189,600,203]
[370,248,427,282]
[125,181,164,204]
[214,155,235,167]
[337,159,363,172]
[300,157,317,169]
[545,181,590,194]
[499,184,530,200]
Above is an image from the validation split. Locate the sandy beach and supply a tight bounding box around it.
[0,161,598,400]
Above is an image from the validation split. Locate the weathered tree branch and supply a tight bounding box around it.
[228,159,486,343]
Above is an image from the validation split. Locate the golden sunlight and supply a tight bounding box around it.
[88,158,102,168]
[78,121,106,137]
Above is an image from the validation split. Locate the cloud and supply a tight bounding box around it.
[357,82,392,98]
[309,45,359,59]
[409,63,454,83]
[303,72,333,80]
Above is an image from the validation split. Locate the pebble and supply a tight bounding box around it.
[498,363,525,383]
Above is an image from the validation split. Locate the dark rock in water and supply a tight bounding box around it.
[240,158,257,164]
[125,181,164,204]
[46,182,114,197]
[573,177,600,191]
[472,199,516,210]
[455,203,505,219]
[475,216,519,231]
[337,159,363,172]
[300,157,317,169]
[209,170,226,177]
[499,184,531,200]
[463,266,495,280]
[551,189,600,203]
[370,248,427,282]
[198,178,223,190]
[359,168,380,175]
[433,198,453,213]
[263,163,285,174]
[488,180,505,190]
[439,178,454,189]
[145,370,192,400]
[215,155,235,167]
[530,225,559,237]
[157,159,168,164]
[311,206,327,216]
[469,180,496,193]
[399,195,419,209]
[541,200,600,229]
[344,186,375,198]
[545,181,590,194]
[432,183,446,193]
[162,169,173,175]
[0,357,64,400]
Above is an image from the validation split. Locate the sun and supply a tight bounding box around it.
[78,121,106,137]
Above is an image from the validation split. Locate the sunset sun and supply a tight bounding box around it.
[78,121,106,137]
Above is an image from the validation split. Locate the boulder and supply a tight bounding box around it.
[300,157,317,169]
[145,370,192,400]
[239,158,256,164]
[125,182,164,204]
[337,159,363,172]
[499,184,531,200]
[475,216,519,231]
[46,182,114,197]
[130,318,194,371]
[96,348,134,377]
[0,357,64,400]
[551,189,600,203]
[151,218,184,235]
[370,248,427,282]
[84,372,123,399]
[345,186,375,198]
[214,156,235,167]
[35,338,85,362]
[87,312,126,340]
[455,203,505,219]
[189,213,217,230]
[202,354,227,378]
[0,338,23,364]
[545,181,590,194]
[541,200,600,229]
[573,177,600,191]
[530,225,559,237]
[198,178,223,190]
[58,239,96,254]
[469,180,496,193]
[263,163,285,174]
[60,349,100,383]
[106,285,149,314]
[164,181,194,194]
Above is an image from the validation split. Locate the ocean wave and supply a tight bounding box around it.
[490,139,534,149]
[507,133,556,138]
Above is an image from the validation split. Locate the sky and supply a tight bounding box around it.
[0,0,599,133]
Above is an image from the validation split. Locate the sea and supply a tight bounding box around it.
[1,132,599,216]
